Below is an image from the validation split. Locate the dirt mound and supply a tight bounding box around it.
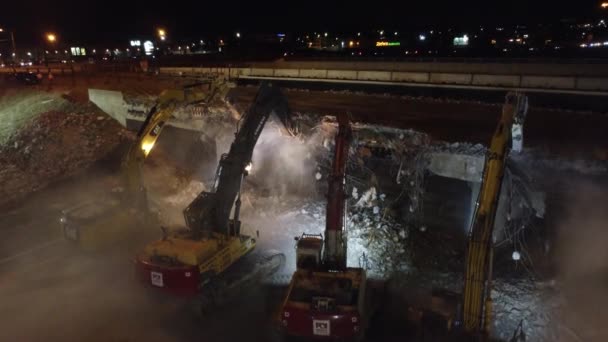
[0,110,130,208]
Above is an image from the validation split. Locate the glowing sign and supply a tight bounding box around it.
[143,41,154,55]
[130,40,141,47]
[70,47,86,56]
[376,41,401,47]
[453,35,469,46]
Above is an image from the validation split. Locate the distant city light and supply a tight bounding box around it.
[453,34,469,46]
[324,32,328,37]
[394,31,398,36]
[602,2,608,8]
[376,41,401,47]
[419,34,426,41]
[236,32,241,38]
[0,28,3,32]
[46,33,56,43]
[130,40,141,46]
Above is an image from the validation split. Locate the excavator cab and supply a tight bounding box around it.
[294,233,323,269]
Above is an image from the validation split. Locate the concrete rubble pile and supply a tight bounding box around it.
[0,111,129,208]
[389,271,558,341]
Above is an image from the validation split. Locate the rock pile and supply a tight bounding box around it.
[0,111,129,207]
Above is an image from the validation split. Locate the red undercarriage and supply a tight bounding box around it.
[281,304,360,339]
[134,256,200,296]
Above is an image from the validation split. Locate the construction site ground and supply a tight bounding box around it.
[1,72,607,341]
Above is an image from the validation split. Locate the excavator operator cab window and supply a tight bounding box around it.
[312,297,336,312]
[297,254,319,269]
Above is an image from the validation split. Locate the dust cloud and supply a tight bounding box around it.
[248,121,325,197]
[553,180,608,342]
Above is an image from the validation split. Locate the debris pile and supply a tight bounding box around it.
[491,279,558,341]
[0,111,128,207]
[346,187,410,276]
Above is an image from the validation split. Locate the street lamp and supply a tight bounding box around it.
[44,33,57,66]
[602,2,608,8]
[157,28,166,41]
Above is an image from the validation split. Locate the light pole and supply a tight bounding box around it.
[44,33,57,67]
[157,28,166,41]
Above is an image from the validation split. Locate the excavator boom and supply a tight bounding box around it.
[184,82,293,236]
[61,78,234,249]
[462,93,528,334]
[324,113,352,270]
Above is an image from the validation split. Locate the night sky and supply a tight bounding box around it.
[1,0,604,44]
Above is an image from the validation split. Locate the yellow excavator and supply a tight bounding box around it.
[461,92,528,338]
[60,78,235,250]
[418,93,528,341]
[135,82,293,309]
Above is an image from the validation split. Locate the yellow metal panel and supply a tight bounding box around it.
[144,237,219,266]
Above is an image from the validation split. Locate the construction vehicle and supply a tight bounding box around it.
[417,93,528,340]
[60,78,235,250]
[135,82,293,305]
[460,92,528,338]
[278,114,370,340]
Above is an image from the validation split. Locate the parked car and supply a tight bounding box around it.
[6,71,40,85]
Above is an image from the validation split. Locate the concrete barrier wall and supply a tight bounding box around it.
[577,77,608,91]
[430,73,473,85]
[160,67,608,93]
[357,71,392,81]
[521,76,576,89]
[327,70,358,80]
[274,68,300,77]
[392,71,430,83]
[472,74,521,87]
[299,69,328,78]
[231,68,251,77]
[250,68,275,77]
[248,61,608,77]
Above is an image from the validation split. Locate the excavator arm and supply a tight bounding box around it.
[183,82,294,236]
[462,93,528,335]
[120,81,235,214]
[324,113,352,271]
